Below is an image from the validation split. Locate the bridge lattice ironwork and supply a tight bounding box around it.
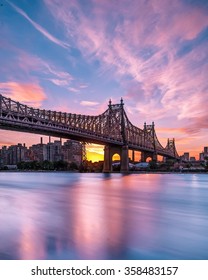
[0,94,179,159]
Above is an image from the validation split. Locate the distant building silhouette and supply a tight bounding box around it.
[198,147,208,162]
[181,152,190,161]
[199,152,204,161]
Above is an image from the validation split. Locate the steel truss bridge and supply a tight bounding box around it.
[0,94,179,172]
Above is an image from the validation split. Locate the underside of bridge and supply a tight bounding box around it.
[141,151,157,162]
[103,145,174,172]
[103,145,129,172]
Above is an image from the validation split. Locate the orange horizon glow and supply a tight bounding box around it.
[86,151,104,163]
[0,130,206,162]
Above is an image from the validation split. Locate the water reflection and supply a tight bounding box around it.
[0,173,208,259]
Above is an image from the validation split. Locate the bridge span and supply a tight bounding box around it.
[0,94,179,172]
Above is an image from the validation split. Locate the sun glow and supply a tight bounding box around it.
[86,144,104,162]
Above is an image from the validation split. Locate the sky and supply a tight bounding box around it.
[0,0,208,161]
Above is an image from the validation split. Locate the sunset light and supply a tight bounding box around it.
[1,0,208,265]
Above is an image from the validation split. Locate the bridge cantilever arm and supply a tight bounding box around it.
[0,94,179,157]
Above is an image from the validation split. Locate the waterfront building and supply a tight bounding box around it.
[46,140,63,162]
[204,147,208,159]
[0,138,83,168]
[198,147,208,162]
[199,153,204,161]
[184,152,190,161]
[0,146,8,167]
[6,143,29,165]
[62,140,82,165]
[29,143,47,162]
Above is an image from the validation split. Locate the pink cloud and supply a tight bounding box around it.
[17,52,73,80]
[48,79,69,86]
[34,0,208,155]
[1,50,74,89]
[80,101,99,106]
[43,0,208,85]
[0,40,75,88]
[0,82,46,107]
[68,87,80,93]
[43,0,208,71]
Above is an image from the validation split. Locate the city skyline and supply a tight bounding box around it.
[0,0,208,160]
[0,138,83,166]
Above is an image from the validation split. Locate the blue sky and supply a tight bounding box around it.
[0,0,208,159]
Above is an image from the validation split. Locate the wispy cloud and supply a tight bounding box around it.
[47,79,69,87]
[15,51,74,87]
[7,0,70,49]
[80,101,99,106]
[68,87,80,93]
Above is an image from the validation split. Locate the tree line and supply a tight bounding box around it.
[16,160,79,171]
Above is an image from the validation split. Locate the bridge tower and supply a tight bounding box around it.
[81,142,87,162]
[163,138,179,162]
[103,98,129,172]
[141,122,157,162]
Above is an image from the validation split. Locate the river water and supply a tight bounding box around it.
[0,172,207,260]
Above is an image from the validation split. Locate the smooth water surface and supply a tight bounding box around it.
[0,172,208,260]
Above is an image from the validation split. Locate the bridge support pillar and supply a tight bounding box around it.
[103,145,129,173]
[121,145,129,172]
[141,152,147,162]
[152,153,157,162]
[103,145,112,173]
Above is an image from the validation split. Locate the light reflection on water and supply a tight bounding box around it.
[0,172,208,260]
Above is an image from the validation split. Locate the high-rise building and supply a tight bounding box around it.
[62,140,82,165]
[0,146,8,167]
[46,140,63,162]
[204,147,208,159]
[0,143,29,165]
[199,152,204,161]
[183,152,189,161]
[29,143,47,162]
[8,143,28,164]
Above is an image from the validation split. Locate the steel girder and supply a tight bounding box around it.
[0,94,179,159]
